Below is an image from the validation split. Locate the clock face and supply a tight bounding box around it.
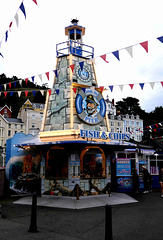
[75,65,91,82]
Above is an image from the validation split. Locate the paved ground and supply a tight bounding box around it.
[0,189,163,240]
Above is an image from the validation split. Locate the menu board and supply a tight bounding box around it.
[116,158,131,176]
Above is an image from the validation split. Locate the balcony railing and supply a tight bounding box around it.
[56,40,94,59]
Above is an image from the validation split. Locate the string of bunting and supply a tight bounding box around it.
[0,0,38,57]
[0,88,52,98]
[144,122,163,133]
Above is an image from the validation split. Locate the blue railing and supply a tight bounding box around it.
[56,40,94,58]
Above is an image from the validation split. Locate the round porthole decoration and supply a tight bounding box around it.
[75,88,106,125]
[75,65,91,83]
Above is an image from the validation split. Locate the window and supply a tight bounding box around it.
[8,130,11,136]
[117,121,121,127]
[110,121,114,126]
[32,114,35,120]
[40,105,43,110]
[33,104,36,109]
[32,123,35,128]
[131,121,134,125]
[15,124,17,129]
[21,124,23,129]
[45,147,68,178]
[126,127,131,132]
[4,109,7,113]
[80,146,105,178]
[9,124,11,128]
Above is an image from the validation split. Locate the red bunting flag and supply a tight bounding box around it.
[8,83,11,89]
[100,54,109,63]
[45,72,49,80]
[4,92,7,98]
[140,41,148,53]
[72,88,77,94]
[25,78,28,85]
[32,0,37,4]
[129,84,134,89]
[25,91,28,97]
[161,82,163,87]
[48,89,51,96]
[9,22,12,31]
[99,86,104,93]
[70,64,75,73]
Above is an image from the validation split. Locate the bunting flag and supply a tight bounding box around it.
[40,90,44,95]
[72,88,77,94]
[119,85,123,91]
[32,90,36,96]
[112,50,120,61]
[79,61,84,71]
[70,64,75,73]
[55,89,59,95]
[45,72,49,80]
[38,74,42,81]
[15,13,19,27]
[140,41,148,53]
[10,92,14,96]
[157,36,163,43]
[5,31,8,42]
[25,91,28,97]
[109,86,114,92]
[20,2,26,19]
[99,86,104,93]
[129,84,134,89]
[25,78,28,85]
[48,89,51,96]
[4,92,7,98]
[139,83,145,90]
[32,0,38,4]
[8,83,11,89]
[54,70,58,78]
[100,54,109,63]
[149,82,155,89]
[126,46,133,58]
[31,76,35,83]
[81,88,86,93]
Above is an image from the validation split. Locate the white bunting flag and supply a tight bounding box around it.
[14,13,19,27]
[125,46,133,58]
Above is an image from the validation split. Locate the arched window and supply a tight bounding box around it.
[45,146,68,179]
[80,146,105,178]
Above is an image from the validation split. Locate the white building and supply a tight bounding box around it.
[0,115,25,147]
[17,99,45,135]
[105,98,144,142]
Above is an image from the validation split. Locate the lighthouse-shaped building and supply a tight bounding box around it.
[6,20,136,196]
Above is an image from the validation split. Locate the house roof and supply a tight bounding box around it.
[5,118,24,123]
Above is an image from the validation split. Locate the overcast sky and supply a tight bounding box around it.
[0,0,163,112]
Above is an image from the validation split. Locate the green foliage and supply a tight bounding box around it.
[0,74,47,118]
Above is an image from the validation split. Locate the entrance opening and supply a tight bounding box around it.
[80,146,105,178]
[45,146,68,179]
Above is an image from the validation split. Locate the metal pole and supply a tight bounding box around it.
[105,204,113,240]
[28,192,38,232]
